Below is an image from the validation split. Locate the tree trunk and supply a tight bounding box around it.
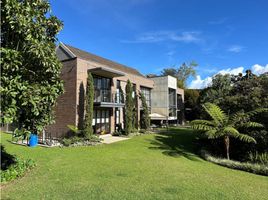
[224,136,230,160]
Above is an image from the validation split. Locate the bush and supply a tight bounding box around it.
[61,135,101,147]
[61,136,82,146]
[139,129,146,134]
[112,131,123,136]
[1,145,16,170]
[1,146,35,183]
[86,135,102,143]
[201,150,268,176]
[248,151,268,165]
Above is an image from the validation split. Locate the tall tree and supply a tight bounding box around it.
[177,62,197,88]
[191,103,265,160]
[161,61,197,88]
[1,0,63,133]
[125,80,133,134]
[184,89,200,121]
[140,92,150,130]
[83,72,94,138]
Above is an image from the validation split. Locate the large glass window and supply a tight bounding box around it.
[169,88,176,117]
[140,86,151,107]
[93,76,111,102]
[169,88,176,107]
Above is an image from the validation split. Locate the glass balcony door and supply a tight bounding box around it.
[93,76,111,102]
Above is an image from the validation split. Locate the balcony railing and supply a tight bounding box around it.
[94,89,124,104]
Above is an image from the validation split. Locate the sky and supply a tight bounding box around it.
[50,0,268,89]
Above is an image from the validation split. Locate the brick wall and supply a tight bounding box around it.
[46,59,77,138]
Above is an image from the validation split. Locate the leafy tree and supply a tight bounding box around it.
[125,80,133,134]
[140,92,150,130]
[200,74,233,111]
[161,61,197,88]
[191,103,265,160]
[0,0,63,133]
[200,72,268,114]
[83,72,94,138]
[184,89,201,121]
[161,67,178,77]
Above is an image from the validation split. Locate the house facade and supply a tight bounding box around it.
[46,43,154,138]
[149,75,184,125]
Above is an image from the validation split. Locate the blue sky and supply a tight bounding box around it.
[50,0,268,88]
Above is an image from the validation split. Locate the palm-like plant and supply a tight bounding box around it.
[191,103,266,160]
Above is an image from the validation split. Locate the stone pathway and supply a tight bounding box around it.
[99,134,130,144]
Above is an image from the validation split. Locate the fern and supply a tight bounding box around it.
[191,103,264,159]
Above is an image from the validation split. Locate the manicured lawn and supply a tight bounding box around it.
[1,128,268,200]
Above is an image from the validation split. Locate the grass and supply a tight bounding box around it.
[1,128,268,200]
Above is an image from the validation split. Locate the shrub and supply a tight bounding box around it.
[140,92,150,130]
[248,151,268,165]
[61,138,72,146]
[61,135,101,147]
[1,146,35,183]
[139,129,146,134]
[86,135,102,143]
[1,145,16,170]
[61,136,82,147]
[67,125,80,135]
[83,72,94,138]
[201,150,268,176]
[125,80,134,135]
[112,131,123,136]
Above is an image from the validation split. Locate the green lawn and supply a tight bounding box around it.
[1,128,268,200]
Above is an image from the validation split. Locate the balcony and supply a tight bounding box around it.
[94,89,124,107]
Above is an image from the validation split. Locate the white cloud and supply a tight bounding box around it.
[188,75,213,89]
[217,67,244,75]
[189,66,243,89]
[251,64,268,75]
[227,45,244,53]
[188,64,268,89]
[121,31,202,43]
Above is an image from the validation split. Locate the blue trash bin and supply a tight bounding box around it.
[29,134,38,147]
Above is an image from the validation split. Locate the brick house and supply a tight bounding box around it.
[46,43,154,138]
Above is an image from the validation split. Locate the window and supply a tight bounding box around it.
[116,80,121,103]
[92,109,111,133]
[169,88,176,107]
[132,84,136,98]
[93,75,111,102]
[169,88,176,117]
[140,86,151,107]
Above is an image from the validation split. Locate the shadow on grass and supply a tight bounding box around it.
[149,128,200,161]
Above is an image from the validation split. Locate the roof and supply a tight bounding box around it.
[63,43,144,77]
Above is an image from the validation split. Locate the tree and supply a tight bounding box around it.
[140,92,150,130]
[200,72,268,114]
[161,61,197,88]
[83,72,94,138]
[200,74,233,112]
[191,103,265,160]
[125,80,134,134]
[177,62,197,88]
[184,89,200,121]
[1,0,63,133]
[133,93,139,130]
